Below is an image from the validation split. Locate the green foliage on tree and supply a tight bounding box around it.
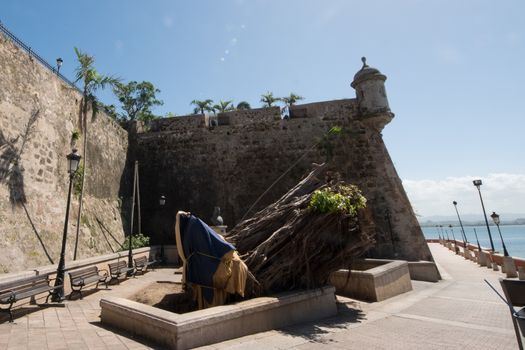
[73,47,119,259]
[101,103,118,120]
[317,126,343,161]
[113,81,163,123]
[236,101,251,110]
[119,233,151,251]
[260,91,279,107]
[73,161,84,197]
[309,184,367,216]
[191,99,214,114]
[281,93,304,106]
[213,100,234,113]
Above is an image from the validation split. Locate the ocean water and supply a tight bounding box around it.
[421,224,525,259]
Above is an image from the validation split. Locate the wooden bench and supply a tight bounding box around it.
[0,274,61,322]
[134,256,157,275]
[108,261,135,284]
[68,266,108,300]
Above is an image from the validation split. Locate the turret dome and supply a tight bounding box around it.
[351,57,386,88]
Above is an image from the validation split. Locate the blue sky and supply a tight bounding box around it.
[2,0,524,217]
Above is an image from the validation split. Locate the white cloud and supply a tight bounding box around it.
[220,57,225,62]
[230,37,238,46]
[403,173,525,218]
[225,49,229,55]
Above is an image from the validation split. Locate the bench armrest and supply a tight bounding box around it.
[0,290,16,303]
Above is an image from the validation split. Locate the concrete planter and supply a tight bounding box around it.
[329,259,413,301]
[101,286,337,349]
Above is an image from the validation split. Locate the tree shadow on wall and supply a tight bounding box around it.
[0,109,54,264]
[0,109,39,205]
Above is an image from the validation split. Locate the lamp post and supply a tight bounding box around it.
[56,57,63,75]
[472,227,487,266]
[449,224,458,254]
[473,180,495,251]
[52,149,81,302]
[452,201,468,246]
[490,212,509,257]
[159,195,166,264]
[473,228,481,252]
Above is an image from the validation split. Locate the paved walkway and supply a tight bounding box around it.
[198,243,519,350]
[0,244,520,349]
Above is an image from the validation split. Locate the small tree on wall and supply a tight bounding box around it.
[260,92,279,107]
[190,99,214,114]
[236,101,251,110]
[113,81,163,123]
[73,47,119,260]
[281,93,304,106]
[213,100,234,113]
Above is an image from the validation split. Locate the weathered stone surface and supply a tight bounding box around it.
[134,100,432,262]
[0,33,129,272]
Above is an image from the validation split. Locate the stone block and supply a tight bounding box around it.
[329,259,412,301]
[407,261,441,282]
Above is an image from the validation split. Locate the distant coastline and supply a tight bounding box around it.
[419,219,525,227]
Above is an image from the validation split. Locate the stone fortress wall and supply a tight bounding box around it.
[0,32,129,272]
[133,93,432,262]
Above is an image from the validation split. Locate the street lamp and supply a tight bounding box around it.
[159,195,166,264]
[490,212,509,257]
[473,179,495,251]
[452,201,468,247]
[449,224,459,254]
[52,149,81,302]
[56,57,63,75]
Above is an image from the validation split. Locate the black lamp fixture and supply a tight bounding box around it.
[56,57,63,75]
[52,149,81,302]
[490,211,509,257]
[473,179,495,251]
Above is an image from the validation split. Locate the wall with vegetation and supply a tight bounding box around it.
[0,33,129,272]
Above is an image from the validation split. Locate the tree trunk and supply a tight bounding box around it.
[225,165,376,296]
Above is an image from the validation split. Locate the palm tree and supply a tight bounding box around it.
[190,99,213,114]
[73,47,119,260]
[281,93,304,106]
[260,92,279,107]
[236,101,251,110]
[213,100,234,113]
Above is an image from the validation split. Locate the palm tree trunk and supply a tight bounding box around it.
[73,97,89,260]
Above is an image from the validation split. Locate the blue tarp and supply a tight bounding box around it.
[179,214,235,303]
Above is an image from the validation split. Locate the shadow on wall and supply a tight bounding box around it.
[0,108,55,264]
[0,109,40,205]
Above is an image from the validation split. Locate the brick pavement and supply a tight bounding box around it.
[0,244,521,349]
[0,268,181,350]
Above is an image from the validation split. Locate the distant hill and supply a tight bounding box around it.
[418,213,525,227]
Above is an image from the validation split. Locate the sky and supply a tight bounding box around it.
[1,0,524,219]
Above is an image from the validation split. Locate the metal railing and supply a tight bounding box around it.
[0,20,82,94]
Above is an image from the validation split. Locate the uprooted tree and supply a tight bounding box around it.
[225,164,376,296]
